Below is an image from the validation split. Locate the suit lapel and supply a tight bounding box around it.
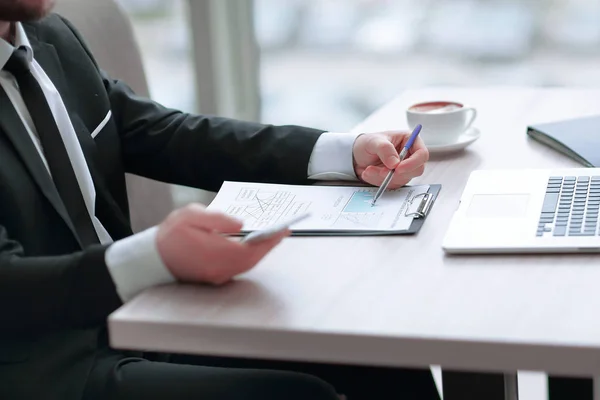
[24,27,134,240]
[24,25,97,161]
[0,87,82,247]
[0,24,92,247]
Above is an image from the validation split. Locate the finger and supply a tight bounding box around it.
[242,229,289,263]
[386,165,426,189]
[360,164,395,185]
[361,163,425,187]
[360,165,386,186]
[212,230,288,278]
[362,164,396,179]
[395,147,429,174]
[183,205,243,233]
[366,136,400,169]
[194,233,256,284]
[232,231,289,275]
[393,161,425,181]
[402,136,429,167]
[384,130,411,148]
[361,172,410,189]
[361,168,387,187]
[411,136,428,154]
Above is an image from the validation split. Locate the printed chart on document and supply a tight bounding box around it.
[225,187,311,229]
[334,190,383,229]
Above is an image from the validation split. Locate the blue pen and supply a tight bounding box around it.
[370,124,422,206]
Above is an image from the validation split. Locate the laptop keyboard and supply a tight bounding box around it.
[538,176,600,237]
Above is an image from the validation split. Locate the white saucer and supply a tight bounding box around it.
[426,127,481,154]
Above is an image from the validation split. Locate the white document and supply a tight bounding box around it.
[207,181,431,234]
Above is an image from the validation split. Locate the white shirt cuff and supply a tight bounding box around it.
[307,132,362,180]
[105,226,175,302]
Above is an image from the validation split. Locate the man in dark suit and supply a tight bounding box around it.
[0,0,442,399]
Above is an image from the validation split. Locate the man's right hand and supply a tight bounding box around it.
[155,204,288,285]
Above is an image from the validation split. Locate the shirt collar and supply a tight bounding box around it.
[0,22,34,71]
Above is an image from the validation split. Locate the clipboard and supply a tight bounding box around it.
[208,181,442,237]
[401,184,441,235]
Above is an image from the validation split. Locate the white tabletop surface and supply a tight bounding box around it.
[109,87,600,378]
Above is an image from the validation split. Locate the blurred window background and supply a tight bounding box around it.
[118,0,600,130]
[115,0,600,202]
[255,0,600,130]
[115,0,196,114]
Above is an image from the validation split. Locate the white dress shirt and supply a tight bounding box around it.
[0,23,360,301]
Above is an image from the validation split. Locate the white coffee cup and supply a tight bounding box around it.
[406,101,477,145]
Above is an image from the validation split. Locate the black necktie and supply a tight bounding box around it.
[3,46,100,246]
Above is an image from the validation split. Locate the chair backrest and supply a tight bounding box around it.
[54,0,175,232]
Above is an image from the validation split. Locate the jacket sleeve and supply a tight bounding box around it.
[0,226,122,335]
[60,16,325,193]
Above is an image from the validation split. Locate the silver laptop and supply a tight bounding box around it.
[443,168,600,253]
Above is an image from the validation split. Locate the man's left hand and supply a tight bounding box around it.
[352,131,429,188]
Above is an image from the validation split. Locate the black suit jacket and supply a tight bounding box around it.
[0,14,324,400]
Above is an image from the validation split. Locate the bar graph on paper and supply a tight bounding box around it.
[334,190,383,228]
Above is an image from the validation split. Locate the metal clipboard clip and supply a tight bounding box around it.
[405,192,434,219]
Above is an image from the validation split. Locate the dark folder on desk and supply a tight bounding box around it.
[527,115,600,167]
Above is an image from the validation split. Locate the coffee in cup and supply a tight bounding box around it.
[406,101,477,145]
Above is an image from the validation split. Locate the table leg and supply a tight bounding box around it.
[548,376,593,399]
[442,371,518,400]
[504,373,519,400]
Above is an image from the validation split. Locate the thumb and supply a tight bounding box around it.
[242,229,289,264]
[367,136,400,169]
[186,207,243,233]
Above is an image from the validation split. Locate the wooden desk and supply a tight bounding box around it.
[109,88,600,399]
